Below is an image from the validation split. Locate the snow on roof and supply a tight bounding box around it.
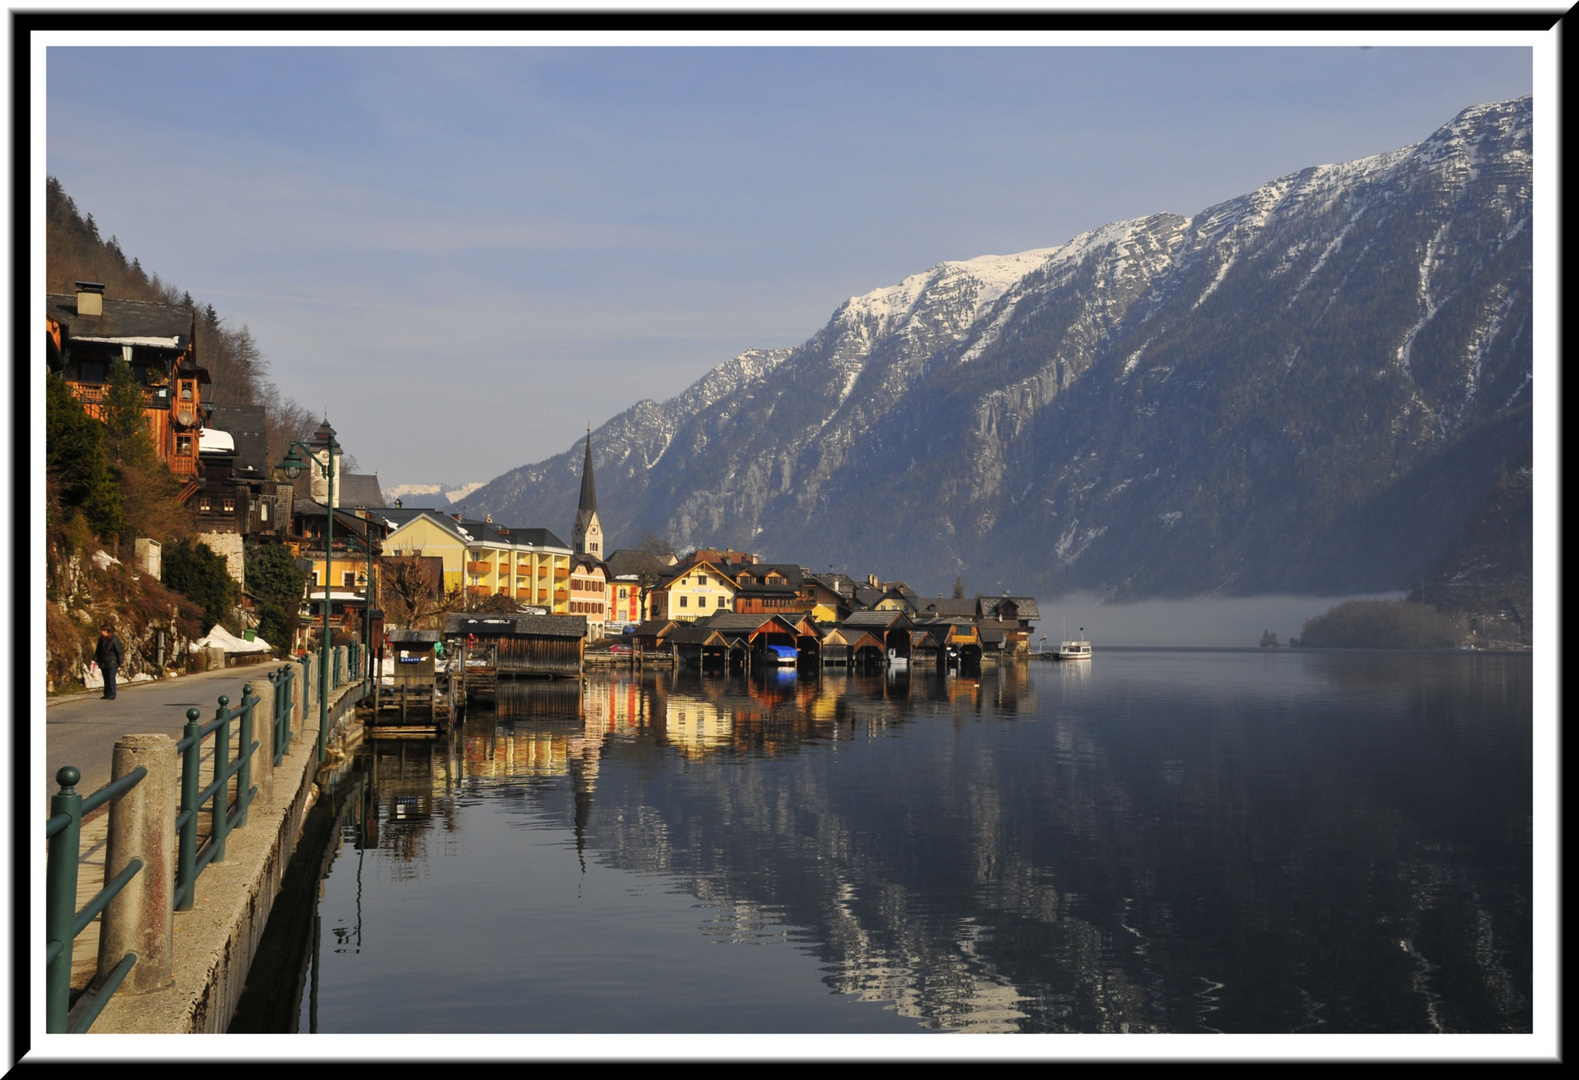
[199,428,236,453]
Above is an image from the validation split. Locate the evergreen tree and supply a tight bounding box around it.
[102,358,157,470]
[45,373,123,541]
[164,539,240,634]
[247,541,308,654]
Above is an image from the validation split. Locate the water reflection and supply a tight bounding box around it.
[285,652,1530,1034]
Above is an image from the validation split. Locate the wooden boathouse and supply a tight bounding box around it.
[373,629,460,732]
[685,613,811,673]
[447,612,587,699]
[841,610,916,664]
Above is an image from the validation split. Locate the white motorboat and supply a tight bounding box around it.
[1054,621,1091,660]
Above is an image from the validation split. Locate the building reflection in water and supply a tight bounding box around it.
[295,654,1527,1035]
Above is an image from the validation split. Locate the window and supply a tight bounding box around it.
[699,596,708,609]
[699,574,708,585]
[618,587,627,599]
[309,572,319,587]
[679,596,688,608]
[180,382,193,401]
[77,361,106,383]
[343,571,356,588]
[260,503,269,521]
[198,497,212,511]
[222,497,235,513]
[176,436,192,455]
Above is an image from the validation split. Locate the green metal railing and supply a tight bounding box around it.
[174,686,261,912]
[44,663,320,1033]
[269,663,296,765]
[45,766,146,1033]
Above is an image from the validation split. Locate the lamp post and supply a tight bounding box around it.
[275,437,335,761]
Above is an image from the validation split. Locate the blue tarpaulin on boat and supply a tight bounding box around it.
[767,644,798,662]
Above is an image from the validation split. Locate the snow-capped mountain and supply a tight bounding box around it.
[466,97,1533,599]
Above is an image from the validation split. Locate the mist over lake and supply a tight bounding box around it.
[1030,593,1406,649]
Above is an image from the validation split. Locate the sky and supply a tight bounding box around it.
[40,35,1538,491]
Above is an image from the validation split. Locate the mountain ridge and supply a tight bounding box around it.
[466,97,1533,599]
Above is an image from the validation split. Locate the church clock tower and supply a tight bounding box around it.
[572,429,602,558]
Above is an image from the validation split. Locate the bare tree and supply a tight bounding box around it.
[381,553,464,630]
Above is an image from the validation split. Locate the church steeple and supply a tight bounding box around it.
[572,428,603,558]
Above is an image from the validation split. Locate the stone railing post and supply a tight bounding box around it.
[98,734,176,994]
[251,679,276,803]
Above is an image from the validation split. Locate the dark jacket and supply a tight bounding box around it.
[94,634,125,671]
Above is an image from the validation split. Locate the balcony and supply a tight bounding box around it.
[466,561,492,575]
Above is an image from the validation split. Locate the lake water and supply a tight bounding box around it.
[262,650,1532,1036]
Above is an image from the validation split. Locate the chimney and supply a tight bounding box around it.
[452,512,462,522]
[74,281,105,318]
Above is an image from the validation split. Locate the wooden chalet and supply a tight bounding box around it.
[446,612,588,690]
[977,596,1040,654]
[46,284,208,489]
[728,563,805,616]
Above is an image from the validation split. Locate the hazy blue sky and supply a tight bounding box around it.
[44,42,1535,490]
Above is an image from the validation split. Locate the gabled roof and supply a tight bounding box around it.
[843,610,915,630]
[979,595,1041,621]
[667,626,728,647]
[604,549,674,579]
[631,619,678,639]
[445,613,587,638]
[292,499,384,543]
[851,584,884,609]
[912,598,980,618]
[388,629,442,644]
[205,404,269,481]
[45,293,191,347]
[696,612,799,637]
[339,473,385,508]
[658,559,739,588]
[731,563,805,589]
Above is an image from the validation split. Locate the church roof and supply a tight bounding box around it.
[578,431,597,514]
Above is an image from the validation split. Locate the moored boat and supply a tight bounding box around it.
[1054,624,1092,661]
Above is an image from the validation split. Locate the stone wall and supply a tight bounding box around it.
[196,531,246,590]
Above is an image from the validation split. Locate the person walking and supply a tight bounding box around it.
[94,623,125,700]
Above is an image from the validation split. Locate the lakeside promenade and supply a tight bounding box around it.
[43,656,365,1034]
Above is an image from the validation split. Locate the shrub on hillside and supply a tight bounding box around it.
[163,538,240,634]
[1299,599,1468,649]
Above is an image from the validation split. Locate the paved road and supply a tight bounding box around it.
[45,664,289,811]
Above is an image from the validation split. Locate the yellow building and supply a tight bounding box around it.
[649,559,738,622]
[382,511,573,612]
[569,555,609,640]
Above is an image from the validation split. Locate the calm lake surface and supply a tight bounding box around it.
[281,650,1532,1034]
